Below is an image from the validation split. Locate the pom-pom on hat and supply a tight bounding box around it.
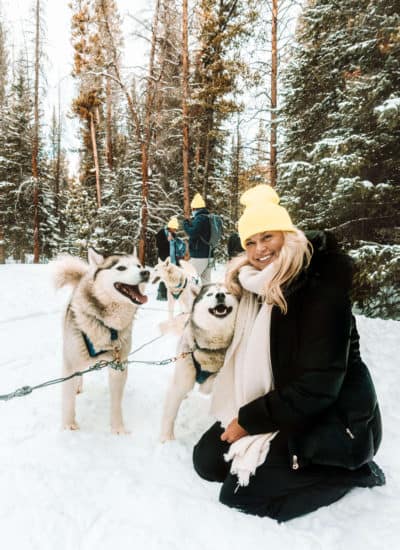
[240,184,280,207]
[167,217,179,230]
[238,185,295,248]
[190,193,206,209]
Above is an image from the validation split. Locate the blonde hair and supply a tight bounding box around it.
[225,229,313,314]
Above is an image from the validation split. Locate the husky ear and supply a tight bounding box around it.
[88,247,104,266]
[165,257,170,266]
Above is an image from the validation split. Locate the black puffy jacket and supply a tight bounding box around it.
[238,231,382,471]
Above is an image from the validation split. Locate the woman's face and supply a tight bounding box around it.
[245,231,284,270]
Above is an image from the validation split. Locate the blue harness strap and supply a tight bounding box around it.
[191,352,214,384]
[171,277,188,300]
[82,328,119,358]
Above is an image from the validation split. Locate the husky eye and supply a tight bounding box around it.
[137,264,142,268]
[117,266,127,271]
[206,292,213,297]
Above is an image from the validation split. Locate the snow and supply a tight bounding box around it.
[0,264,399,550]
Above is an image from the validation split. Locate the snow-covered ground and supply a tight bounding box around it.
[0,264,399,550]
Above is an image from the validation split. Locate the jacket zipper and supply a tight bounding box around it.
[346,427,355,439]
[292,455,299,470]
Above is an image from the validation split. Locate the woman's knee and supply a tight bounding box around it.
[192,440,228,482]
[192,423,230,482]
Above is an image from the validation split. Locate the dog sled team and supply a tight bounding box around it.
[52,185,385,522]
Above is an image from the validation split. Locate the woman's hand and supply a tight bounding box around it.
[220,418,248,443]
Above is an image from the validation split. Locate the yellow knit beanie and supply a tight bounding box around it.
[167,217,179,230]
[191,193,206,209]
[238,185,295,247]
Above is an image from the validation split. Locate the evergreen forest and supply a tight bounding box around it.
[0,0,399,319]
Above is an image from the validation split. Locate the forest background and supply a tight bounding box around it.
[0,0,399,320]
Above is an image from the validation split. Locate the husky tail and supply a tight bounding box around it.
[52,255,89,289]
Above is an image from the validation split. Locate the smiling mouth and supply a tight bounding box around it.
[114,283,148,305]
[257,254,273,262]
[208,305,233,318]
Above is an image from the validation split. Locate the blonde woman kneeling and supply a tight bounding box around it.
[192,184,384,522]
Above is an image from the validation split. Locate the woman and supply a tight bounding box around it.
[155,217,186,300]
[193,184,384,522]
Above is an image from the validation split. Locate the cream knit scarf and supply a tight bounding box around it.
[210,263,278,486]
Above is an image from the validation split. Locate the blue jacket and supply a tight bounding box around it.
[183,208,211,259]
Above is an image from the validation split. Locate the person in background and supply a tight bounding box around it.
[183,193,212,284]
[227,231,244,259]
[192,184,384,522]
[155,217,186,300]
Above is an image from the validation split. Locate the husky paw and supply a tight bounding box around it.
[63,422,80,431]
[111,426,131,435]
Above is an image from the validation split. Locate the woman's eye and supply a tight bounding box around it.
[245,241,254,247]
[117,266,127,271]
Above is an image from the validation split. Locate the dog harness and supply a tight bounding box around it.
[170,274,201,300]
[191,351,214,384]
[82,328,119,358]
[170,276,188,300]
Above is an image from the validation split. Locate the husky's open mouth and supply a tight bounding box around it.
[114,283,148,305]
[208,304,233,318]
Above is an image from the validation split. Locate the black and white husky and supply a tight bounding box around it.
[53,248,149,434]
[160,283,239,442]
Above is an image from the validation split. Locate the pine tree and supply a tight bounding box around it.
[279,0,400,318]
[0,56,34,261]
[0,11,7,108]
[191,0,256,197]
[0,15,8,262]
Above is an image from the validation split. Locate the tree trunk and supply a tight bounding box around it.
[32,0,40,263]
[106,78,113,170]
[270,0,278,188]
[202,109,214,198]
[138,0,161,265]
[89,111,101,208]
[182,0,190,218]
[233,119,241,224]
[138,142,149,264]
[54,86,61,218]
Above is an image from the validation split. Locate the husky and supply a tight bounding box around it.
[160,283,239,442]
[53,248,149,434]
[152,257,201,320]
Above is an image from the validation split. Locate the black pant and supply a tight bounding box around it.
[193,422,379,522]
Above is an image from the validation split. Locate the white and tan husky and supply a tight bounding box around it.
[152,257,201,319]
[53,248,149,434]
[160,283,239,442]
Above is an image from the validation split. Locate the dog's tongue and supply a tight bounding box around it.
[115,283,148,305]
[130,286,148,304]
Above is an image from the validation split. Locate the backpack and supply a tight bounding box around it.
[208,213,224,250]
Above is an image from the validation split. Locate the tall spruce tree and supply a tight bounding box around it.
[0,14,8,262]
[0,56,34,261]
[191,0,256,197]
[279,0,400,318]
